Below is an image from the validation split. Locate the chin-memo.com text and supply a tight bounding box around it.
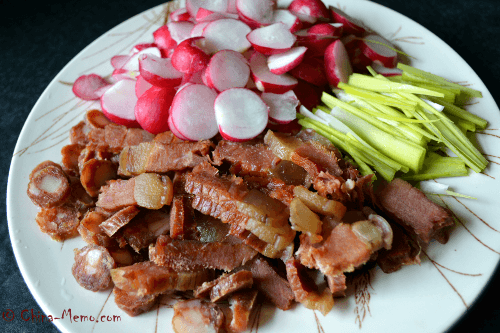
[2,308,121,324]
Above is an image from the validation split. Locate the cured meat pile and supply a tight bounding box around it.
[27,109,455,332]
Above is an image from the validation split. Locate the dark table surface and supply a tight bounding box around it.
[1,0,499,332]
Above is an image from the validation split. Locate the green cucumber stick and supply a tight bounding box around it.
[337,83,417,109]
[400,152,468,181]
[427,96,488,130]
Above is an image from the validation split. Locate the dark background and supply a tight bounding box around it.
[1,0,499,332]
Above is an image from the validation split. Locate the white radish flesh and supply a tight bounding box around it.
[261,90,299,124]
[360,34,398,68]
[267,46,307,75]
[72,74,110,101]
[111,55,130,70]
[186,0,229,18]
[170,84,219,141]
[167,21,195,44]
[195,8,239,22]
[135,86,176,134]
[135,75,153,97]
[121,47,162,72]
[329,6,368,35]
[288,0,330,24]
[100,79,140,128]
[168,115,189,141]
[246,23,297,55]
[370,62,403,77]
[190,22,210,37]
[171,37,210,74]
[236,0,275,28]
[249,51,298,94]
[272,9,302,33]
[205,50,250,92]
[214,88,269,141]
[111,68,139,82]
[324,39,352,88]
[202,19,252,54]
[138,54,184,88]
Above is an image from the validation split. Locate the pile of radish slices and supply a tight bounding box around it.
[72,0,400,141]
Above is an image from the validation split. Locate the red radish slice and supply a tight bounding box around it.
[202,18,252,54]
[195,8,239,22]
[131,43,157,54]
[292,78,322,110]
[122,47,161,72]
[227,0,238,14]
[295,23,343,56]
[111,55,130,70]
[288,0,330,24]
[171,37,210,74]
[167,115,189,141]
[135,86,176,134]
[111,68,139,82]
[170,7,192,22]
[329,6,369,36]
[349,47,372,72]
[100,79,140,128]
[135,75,153,98]
[170,84,219,141]
[360,34,398,68]
[236,0,275,28]
[205,50,250,92]
[246,23,297,55]
[186,0,229,17]
[214,88,269,141]
[249,51,298,93]
[272,9,302,33]
[72,74,110,101]
[139,53,184,88]
[260,90,299,124]
[181,70,205,85]
[324,39,352,88]
[190,21,210,37]
[153,26,178,56]
[167,21,195,44]
[288,56,328,86]
[267,46,307,75]
[370,62,403,77]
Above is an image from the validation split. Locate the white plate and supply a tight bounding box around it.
[7,0,500,332]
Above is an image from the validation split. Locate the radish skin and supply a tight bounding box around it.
[235,0,275,28]
[170,7,192,22]
[267,46,307,75]
[249,52,299,93]
[324,39,353,88]
[171,37,210,74]
[246,23,297,55]
[186,0,229,18]
[135,86,176,134]
[272,9,302,33]
[100,79,140,128]
[135,75,153,98]
[288,0,330,25]
[329,6,368,35]
[360,34,398,68]
[153,26,178,56]
[288,56,328,86]
[214,88,269,141]
[168,115,189,141]
[138,54,184,88]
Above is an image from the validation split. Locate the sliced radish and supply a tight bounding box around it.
[170,7,192,22]
[261,90,299,124]
[296,22,343,56]
[139,53,184,88]
[167,114,189,141]
[271,9,302,33]
[249,51,298,93]
[135,86,176,134]
[214,88,269,141]
[135,75,153,98]
[111,55,131,70]
[153,26,178,56]
[329,6,369,36]
[195,8,239,22]
[121,47,161,72]
[236,0,275,28]
[171,37,210,74]
[131,43,157,54]
[370,62,403,77]
[267,118,302,134]
[227,0,238,13]
[202,18,252,54]
[246,23,297,55]
[167,21,195,44]
[288,56,328,86]
[170,84,219,140]
[181,70,205,85]
[100,79,140,128]
[360,34,398,68]
[190,21,210,37]
[205,50,250,92]
[111,68,139,82]
[72,74,110,101]
[292,78,323,110]
[288,0,330,24]
[186,0,229,17]
[324,39,352,88]
[267,46,307,75]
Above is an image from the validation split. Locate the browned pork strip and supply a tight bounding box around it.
[80,159,118,197]
[111,261,214,296]
[97,178,136,211]
[172,299,225,333]
[121,209,170,253]
[194,270,253,302]
[61,144,85,175]
[70,121,90,146]
[170,195,197,240]
[100,206,141,237]
[228,289,259,333]
[212,140,281,176]
[113,287,158,317]
[326,273,347,297]
[72,244,115,292]
[376,222,421,273]
[78,210,115,247]
[88,123,154,154]
[149,235,257,272]
[376,178,453,243]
